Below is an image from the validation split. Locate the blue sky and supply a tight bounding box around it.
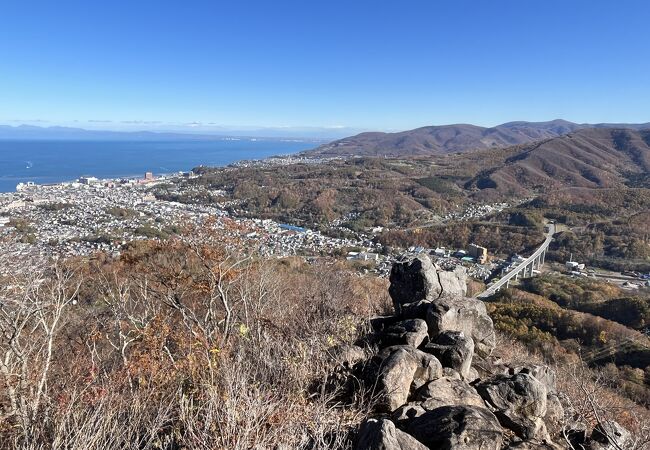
[1,0,649,136]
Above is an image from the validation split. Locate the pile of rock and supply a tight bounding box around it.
[334,255,631,450]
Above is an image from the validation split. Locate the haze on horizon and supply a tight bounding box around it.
[2,0,650,138]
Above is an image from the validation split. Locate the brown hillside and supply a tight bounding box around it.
[469,128,650,196]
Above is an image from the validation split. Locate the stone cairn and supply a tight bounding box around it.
[329,254,632,450]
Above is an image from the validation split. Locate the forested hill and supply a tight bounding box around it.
[466,127,650,197]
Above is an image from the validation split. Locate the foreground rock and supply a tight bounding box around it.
[437,265,468,297]
[476,373,548,440]
[388,255,468,314]
[374,346,442,411]
[405,405,503,449]
[356,418,428,450]
[344,256,577,449]
[389,255,443,312]
[589,420,633,450]
[426,296,496,356]
[393,377,486,427]
[378,346,443,390]
[380,319,429,348]
[424,331,474,379]
[417,377,485,409]
[376,348,419,412]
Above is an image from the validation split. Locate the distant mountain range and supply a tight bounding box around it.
[307,120,650,157]
[0,124,328,142]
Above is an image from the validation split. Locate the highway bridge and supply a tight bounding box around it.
[477,223,555,299]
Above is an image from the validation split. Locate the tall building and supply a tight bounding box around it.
[144,172,154,181]
[469,243,488,264]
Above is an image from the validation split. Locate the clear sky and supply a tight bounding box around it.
[1,0,649,135]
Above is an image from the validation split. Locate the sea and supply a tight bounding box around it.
[0,139,317,193]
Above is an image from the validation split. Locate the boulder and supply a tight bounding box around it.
[442,367,462,380]
[589,420,633,450]
[424,330,474,379]
[356,418,428,450]
[392,402,426,428]
[405,405,503,450]
[475,373,548,440]
[380,319,429,348]
[416,376,485,410]
[543,393,564,437]
[438,265,468,297]
[426,296,496,356]
[467,367,480,383]
[393,377,486,429]
[378,346,443,391]
[376,348,419,412]
[564,420,589,449]
[510,365,557,393]
[399,300,434,320]
[374,346,443,411]
[389,255,442,311]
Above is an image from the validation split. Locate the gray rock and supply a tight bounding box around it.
[378,345,443,391]
[511,365,557,393]
[543,393,564,437]
[416,376,485,410]
[438,265,468,297]
[424,330,474,379]
[589,420,633,450]
[476,373,548,440]
[426,296,496,357]
[467,367,480,383]
[405,405,503,450]
[356,418,428,450]
[376,348,420,412]
[381,319,429,348]
[389,255,442,311]
[392,402,426,428]
[442,367,462,380]
[398,300,433,320]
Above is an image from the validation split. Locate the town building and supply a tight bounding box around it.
[468,243,488,264]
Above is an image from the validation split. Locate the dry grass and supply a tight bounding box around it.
[0,241,388,449]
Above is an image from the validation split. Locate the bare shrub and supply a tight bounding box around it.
[0,240,383,448]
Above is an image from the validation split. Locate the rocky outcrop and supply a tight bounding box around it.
[589,420,633,450]
[389,255,467,314]
[375,348,420,412]
[424,331,474,379]
[416,377,485,410]
[438,265,469,297]
[392,377,486,428]
[426,296,496,357]
[380,319,429,348]
[356,418,428,450]
[405,405,503,450]
[344,254,629,450]
[389,255,443,310]
[373,346,442,411]
[378,346,443,390]
[476,373,548,440]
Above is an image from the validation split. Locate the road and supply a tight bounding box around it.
[477,223,555,299]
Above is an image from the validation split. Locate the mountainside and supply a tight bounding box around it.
[468,128,650,196]
[307,120,650,157]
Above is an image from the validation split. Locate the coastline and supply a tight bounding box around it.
[0,138,321,193]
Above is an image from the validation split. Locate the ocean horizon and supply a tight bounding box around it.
[0,139,317,193]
